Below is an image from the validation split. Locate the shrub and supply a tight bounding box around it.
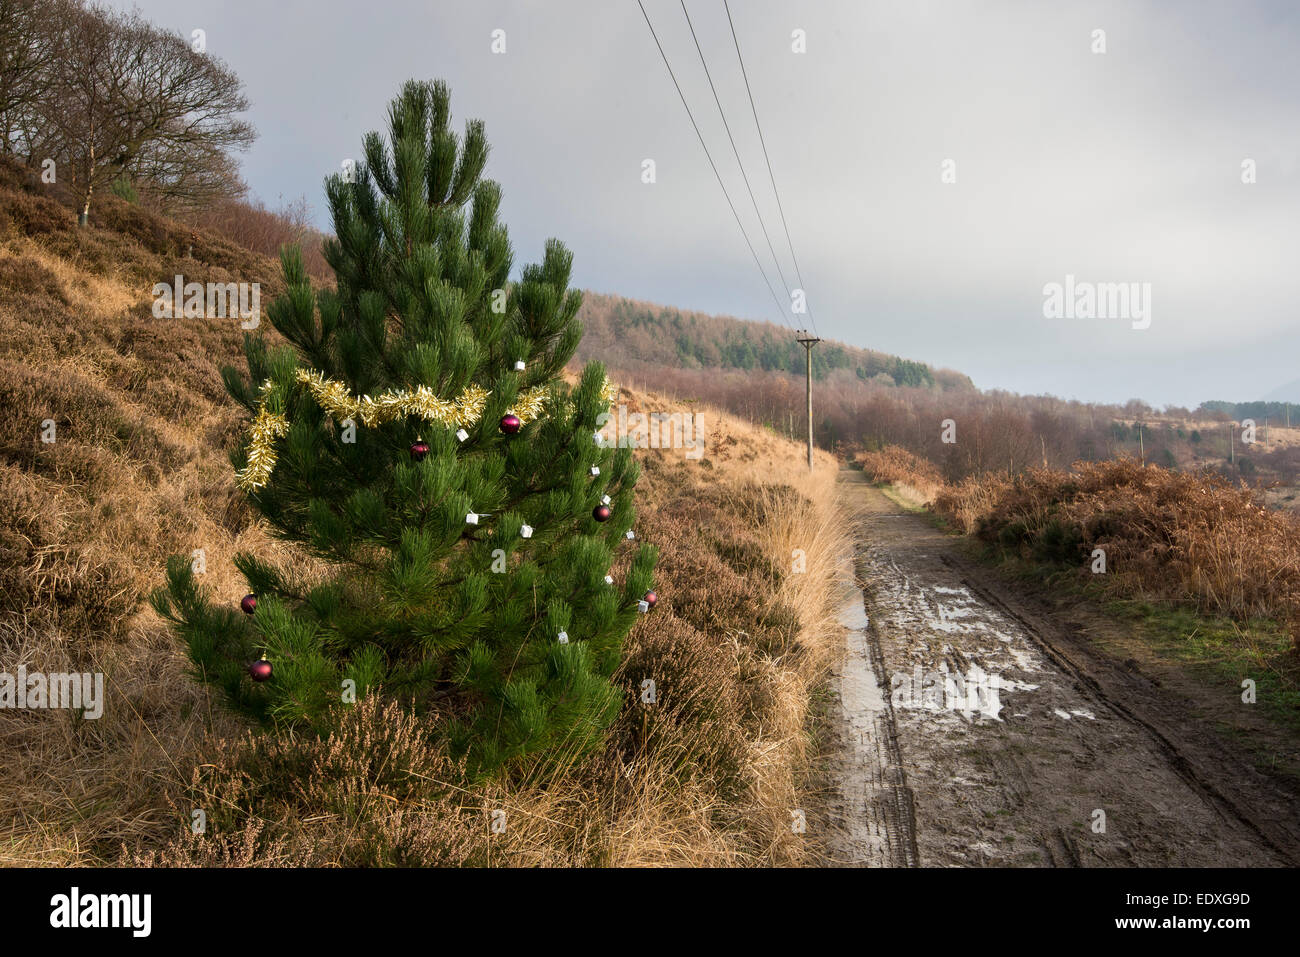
[936,457,1300,646]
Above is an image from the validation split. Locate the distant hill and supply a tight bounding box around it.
[1198,399,1300,425]
[1260,378,1300,405]
[575,291,973,392]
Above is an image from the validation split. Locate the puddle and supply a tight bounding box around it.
[837,590,886,715]
[838,593,870,632]
[827,572,894,864]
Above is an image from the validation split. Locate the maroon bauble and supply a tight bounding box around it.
[409,440,430,461]
[643,590,658,609]
[240,594,257,615]
[248,657,273,682]
[592,504,612,522]
[499,414,522,435]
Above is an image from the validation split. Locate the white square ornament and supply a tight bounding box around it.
[557,631,569,644]
[466,512,479,525]
[520,524,534,539]
[456,428,469,442]
[514,360,526,371]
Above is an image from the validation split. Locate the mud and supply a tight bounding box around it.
[826,471,1300,867]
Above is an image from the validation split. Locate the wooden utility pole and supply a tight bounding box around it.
[796,330,820,470]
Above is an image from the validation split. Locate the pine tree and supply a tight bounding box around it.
[152,79,657,777]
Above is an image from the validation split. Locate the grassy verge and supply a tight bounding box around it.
[1108,601,1300,735]
[0,159,850,867]
[877,482,928,514]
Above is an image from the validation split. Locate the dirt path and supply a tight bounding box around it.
[826,469,1300,867]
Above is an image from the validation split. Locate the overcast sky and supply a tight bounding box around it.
[108,0,1299,408]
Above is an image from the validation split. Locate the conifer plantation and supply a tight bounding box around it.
[152,80,657,777]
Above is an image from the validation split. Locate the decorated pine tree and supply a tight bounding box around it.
[152,79,656,776]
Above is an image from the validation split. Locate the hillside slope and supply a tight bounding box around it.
[0,156,845,866]
[576,290,972,391]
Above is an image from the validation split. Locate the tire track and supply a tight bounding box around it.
[830,471,1298,867]
[827,561,920,866]
[855,559,921,867]
[949,553,1300,865]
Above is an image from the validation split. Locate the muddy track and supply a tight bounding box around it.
[951,557,1300,864]
[827,471,1300,867]
[825,557,920,867]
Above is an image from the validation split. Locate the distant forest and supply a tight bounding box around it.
[575,292,971,391]
[573,292,1300,490]
[1198,400,1300,425]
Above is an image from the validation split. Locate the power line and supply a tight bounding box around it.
[723,0,820,338]
[679,1,795,316]
[635,0,794,332]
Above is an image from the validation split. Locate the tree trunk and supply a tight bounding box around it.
[79,141,94,226]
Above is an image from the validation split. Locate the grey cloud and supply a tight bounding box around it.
[105,0,1300,407]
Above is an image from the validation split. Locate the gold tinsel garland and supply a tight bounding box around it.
[235,370,618,491]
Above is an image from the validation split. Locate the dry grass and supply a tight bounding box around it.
[933,458,1300,646]
[854,444,946,505]
[857,441,1300,655]
[0,154,849,867]
[931,473,1006,534]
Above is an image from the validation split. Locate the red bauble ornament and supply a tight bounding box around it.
[240,594,257,615]
[409,440,430,461]
[593,504,612,522]
[500,414,522,435]
[643,590,658,609]
[248,657,273,682]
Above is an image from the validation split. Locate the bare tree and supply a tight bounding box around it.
[100,13,254,209]
[7,0,254,220]
[40,1,119,219]
[0,0,51,153]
